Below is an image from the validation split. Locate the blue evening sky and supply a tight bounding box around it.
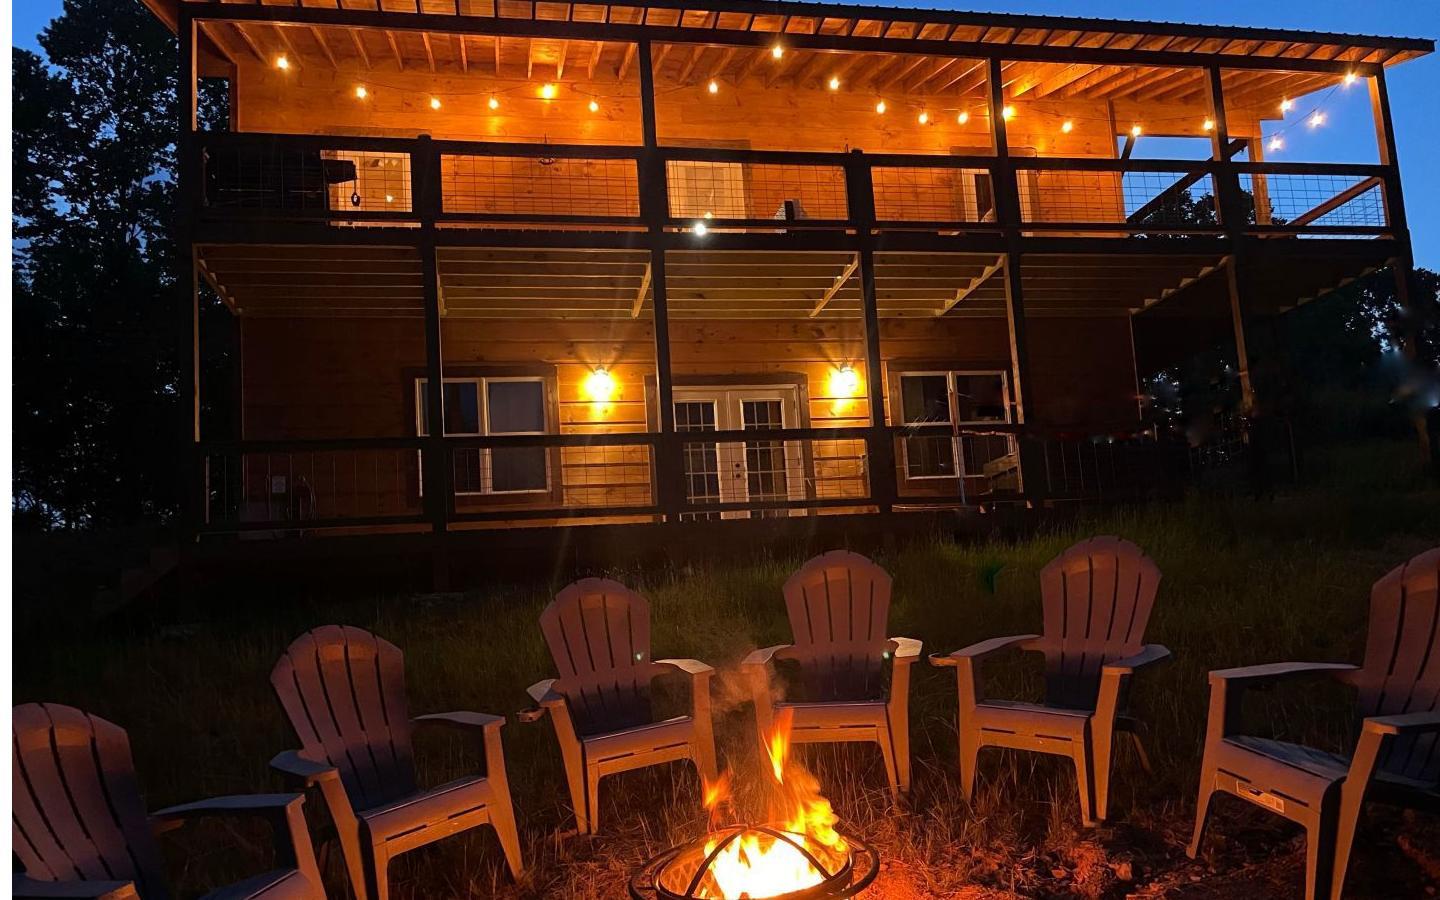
[13,0,1437,264]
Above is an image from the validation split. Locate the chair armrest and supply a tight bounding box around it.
[1208,661,1358,688]
[1362,710,1440,737]
[655,658,716,679]
[269,749,339,788]
[13,875,138,900]
[929,633,1040,667]
[519,678,566,723]
[742,644,793,669]
[1102,644,1172,676]
[888,637,923,664]
[150,792,320,889]
[412,711,506,734]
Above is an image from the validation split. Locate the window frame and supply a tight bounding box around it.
[414,374,552,497]
[896,369,1012,481]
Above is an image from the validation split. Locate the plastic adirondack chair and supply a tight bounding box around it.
[13,703,322,900]
[269,626,522,900]
[523,578,718,834]
[743,551,922,801]
[930,536,1170,825]
[1189,546,1440,900]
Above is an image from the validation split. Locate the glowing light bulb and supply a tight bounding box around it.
[429,97,441,110]
[830,364,861,397]
[1061,120,1073,134]
[1130,124,1143,137]
[693,221,708,236]
[957,111,969,124]
[1268,135,1283,153]
[918,111,929,124]
[589,99,600,112]
[354,85,368,99]
[1309,111,1325,128]
[828,76,840,90]
[703,211,713,219]
[708,80,719,94]
[771,43,784,59]
[584,368,617,402]
[1202,118,1215,132]
[275,55,290,70]
[385,194,394,203]
[1002,105,1016,120]
[540,83,557,99]
[875,99,887,114]
[488,96,500,110]
[1280,98,1293,112]
[1344,72,1358,86]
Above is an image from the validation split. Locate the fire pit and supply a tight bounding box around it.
[629,823,879,900]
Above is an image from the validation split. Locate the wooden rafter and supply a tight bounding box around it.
[677,45,707,83]
[421,32,436,72]
[458,34,469,72]
[349,28,371,70]
[877,54,931,91]
[617,42,638,81]
[556,40,569,80]
[273,25,302,63]
[810,253,859,317]
[630,261,652,318]
[705,46,740,81]
[587,40,604,79]
[386,30,404,70]
[198,22,240,67]
[232,23,267,63]
[310,26,338,68]
[937,255,1004,316]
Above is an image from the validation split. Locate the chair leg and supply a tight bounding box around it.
[365,842,390,900]
[1329,786,1367,900]
[693,737,719,785]
[1187,768,1217,859]
[1092,723,1115,823]
[1304,802,1339,900]
[1128,728,1154,776]
[490,802,524,880]
[585,765,602,835]
[1072,733,1097,828]
[876,732,901,804]
[557,740,589,835]
[958,726,982,802]
[891,718,912,795]
[333,813,369,900]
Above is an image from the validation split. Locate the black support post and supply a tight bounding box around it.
[415,135,451,550]
[178,10,202,542]
[845,153,895,514]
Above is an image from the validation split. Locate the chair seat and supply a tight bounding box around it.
[583,715,694,762]
[359,777,497,842]
[202,869,315,900]
[973,700,1092,738]
[778,700,888,731]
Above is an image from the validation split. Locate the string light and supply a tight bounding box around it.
[488,96,500,110]
[917,111,929,124]
[771,43,784,59]
[708,80,719,94]
[354,85,368,99]
[429,97,441,110]
[1309,111,1325,128]
[828,76,840,90]
[589,99,600,112]
[957,111,969,124]
[1268,135,1283,153]
[1061,120,1073,134]
[1344,72,1358,86]
[1202,118,1215,132]
[875,99,887,114]
[693,221,708,236]
[1130,124,1143,137]
[385,194,394,203]
[275,55,290,70]
[1002,105,1016,120]
[540,83,557,100]
[1280,98,1294,113]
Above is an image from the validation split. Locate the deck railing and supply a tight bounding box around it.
[195,132,1394,240]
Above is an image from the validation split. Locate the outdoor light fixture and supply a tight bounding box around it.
[875,99,886,114]
[1280,98,1294,112]
[1309,111,1325,127]
[1002,105,1016,120]
[828,76,841,90]
[1203,118,1215,131]
[771,43,784,59]
[1131,124,1143,137]
[708,80,719,94]
[1345,72,1358,85]
[957,111,969,124]
[488,96,500,110]
[1061,120,1073,133]
[589,100,600,112]
[429,97,441,110]
[693,221,708,236]
[918,111,929,124]
[275,54,290,70]
[584,368,617,402]
[540,83,557,99]
[831,364,861,397]
[1269,135,1284,152]
[354,85,368,99]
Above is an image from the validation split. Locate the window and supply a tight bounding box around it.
[416,377,549,495]
[897,371,1011,479]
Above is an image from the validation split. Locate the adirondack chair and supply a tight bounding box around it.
[13,702,322,900]
[743,551,922,801]
[930,536,1170,825]
[1189,546,1440,900]
[523,578,718,834]
[269,626,522,900]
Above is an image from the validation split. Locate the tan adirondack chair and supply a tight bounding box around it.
[930,536,1170,825]
[523,578,718,834]
[743,551,922,801]
[1189,546,1440,900]
[13,702,322,900]
[269,626,522,900]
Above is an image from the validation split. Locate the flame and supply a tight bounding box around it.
[692,709,848,899]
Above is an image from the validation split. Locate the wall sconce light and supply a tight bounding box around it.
[584,367,617,402]
[830,364,861,397]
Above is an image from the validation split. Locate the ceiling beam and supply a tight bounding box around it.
[937,255,1004,315]
[631,260,652,317]
[810,253,860,317]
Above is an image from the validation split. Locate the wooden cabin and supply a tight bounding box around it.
[151,0,1431,545]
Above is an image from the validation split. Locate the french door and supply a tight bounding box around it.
[673,386,804,519]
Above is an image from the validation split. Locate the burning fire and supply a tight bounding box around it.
[694,710,848,899]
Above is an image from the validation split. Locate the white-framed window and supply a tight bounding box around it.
[897,370,1011,480]
[415,377,550,495]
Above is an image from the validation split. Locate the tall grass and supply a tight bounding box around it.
[14,440,1439,899]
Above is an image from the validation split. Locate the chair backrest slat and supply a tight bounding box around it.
[1038,537,1161,710]
[12,703,167,899]
[272,627,416,810]
[1356,547,1440,783]
[783,551,893,702]
[542,579,653,736]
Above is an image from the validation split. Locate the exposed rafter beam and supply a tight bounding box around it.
[310,26,338,68]
[349,27,371,69]
[937,255,1004,316]
[386,30,403,70]
[587,40,604,79]
[555,40,568,79]
[811,253,859,317]
[457,34,469,72]
[232,23,267,62]
[631,261,652,318]
[421,32,436,72]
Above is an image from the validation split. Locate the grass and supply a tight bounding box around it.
[15,439,1440,899]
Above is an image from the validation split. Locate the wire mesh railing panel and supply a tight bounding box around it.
[1017,167,1215,227]
[677,436,868,519]
[871,166,994,224]
[446,439,655,515]
[559,443,654,508]
[1033,436,1187,501]
[1241,173,1387,229]
[203,143,412,217]
[665,160,848,221]
[894,430,1021,500]
[205,448,423,530]
[441,154,641,219]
